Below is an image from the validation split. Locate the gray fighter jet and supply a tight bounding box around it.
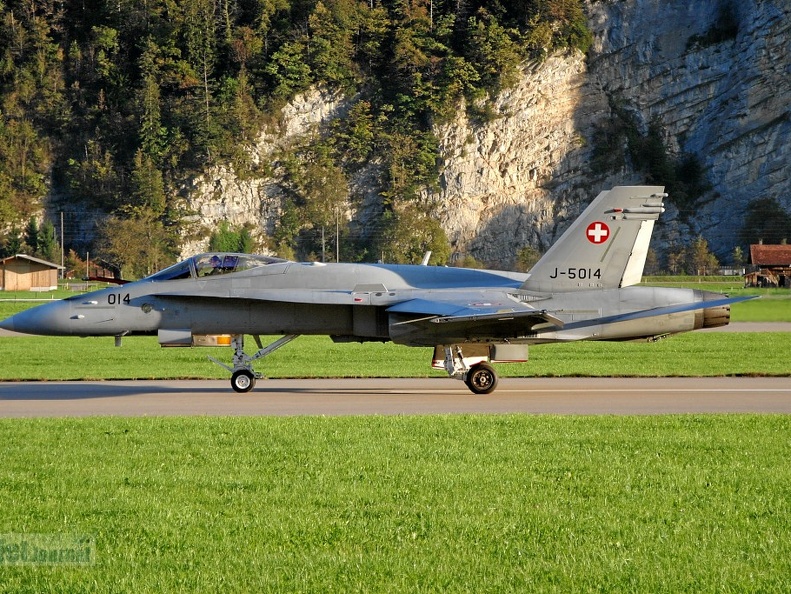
[0,186,750,394]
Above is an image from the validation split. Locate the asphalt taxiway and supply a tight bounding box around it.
[0,377,789,417]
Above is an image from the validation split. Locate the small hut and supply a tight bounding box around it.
[746,243,791,288]
[0,254,64,291]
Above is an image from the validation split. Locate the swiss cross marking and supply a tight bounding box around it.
[586,222,610,244]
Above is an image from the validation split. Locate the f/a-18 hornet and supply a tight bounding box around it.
[1,186,750,394]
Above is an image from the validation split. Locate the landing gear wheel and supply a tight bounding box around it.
[231,369,256,393]
[465,363,498,395]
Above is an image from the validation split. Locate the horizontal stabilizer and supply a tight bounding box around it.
[564,295,757,330]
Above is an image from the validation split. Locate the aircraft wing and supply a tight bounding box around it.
[386,298,564,329]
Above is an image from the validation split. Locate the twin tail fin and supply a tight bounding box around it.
[520,186,666,293]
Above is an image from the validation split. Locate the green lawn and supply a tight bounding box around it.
[0,415,789,592]
[730,295,791,322]
[0,331,789,380]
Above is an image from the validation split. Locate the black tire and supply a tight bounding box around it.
[465,363,498,395]
[230,369,256,393]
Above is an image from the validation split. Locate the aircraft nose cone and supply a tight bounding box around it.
[0,301,73,336]
[0,315,15,332]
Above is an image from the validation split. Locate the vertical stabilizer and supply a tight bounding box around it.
[521,186,665,292]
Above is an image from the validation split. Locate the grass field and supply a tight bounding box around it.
[0,331,788,380]
[1,415,790,592]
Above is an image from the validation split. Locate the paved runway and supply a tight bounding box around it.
[0,377,789,417]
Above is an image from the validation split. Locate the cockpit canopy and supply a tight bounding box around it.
[146,253,288,281]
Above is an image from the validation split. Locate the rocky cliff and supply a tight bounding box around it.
[585,0,790,260]
[183,0,790,267]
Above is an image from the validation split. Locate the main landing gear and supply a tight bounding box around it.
[465,362,498,394]
[209,334,300,393]
[441,345,499,395]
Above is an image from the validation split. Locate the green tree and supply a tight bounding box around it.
[279,140,349,261]
[740,198,791,246]
[666,245,685,275]
[643,247,660,275]
[302,158,348,230]
[0,118,49,221]
[37,220,60,263]
[307,0,360,92]
[5,226,23,256]
[230,68,262,144]
[515,245,542,272]
[0,172,15,227]
[209,221,256,253]
[24,218,39,254]
[265,39,311,100]
[64,249,85,280]
[732,246,745,269]
[92,26,121,83]
[130,150,166,216]
[390,3,433,105]
[464,9,521,93]
[137,39,168,163]
[97,208,174,279]
[332,100,376,167]
[355,2,390,76]
[183,0,218,133]
[273,198,302,260]
[686,236,719,275]
[66,140,122,209]
[376,204,450,265]
[383,130,438,202]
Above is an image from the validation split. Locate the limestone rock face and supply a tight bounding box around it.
[179,88,348,256]
[182,0,790,267]
[430,0,790,266]
[430,53,598,266]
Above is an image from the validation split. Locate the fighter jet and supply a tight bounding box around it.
[0,186,750,394]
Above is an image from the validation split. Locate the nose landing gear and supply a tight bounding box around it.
[230,369,257,393]
[209,334,300,393]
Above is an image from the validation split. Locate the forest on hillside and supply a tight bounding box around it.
[0,0,593,277]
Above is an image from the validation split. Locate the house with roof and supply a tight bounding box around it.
[746,242,791,288]
[0,254,64,291]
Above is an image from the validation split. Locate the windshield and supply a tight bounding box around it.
[146,253,287,281]
[147,259,194,281]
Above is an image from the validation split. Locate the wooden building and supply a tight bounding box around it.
[0,254,64,291]
[745,243,791,288]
